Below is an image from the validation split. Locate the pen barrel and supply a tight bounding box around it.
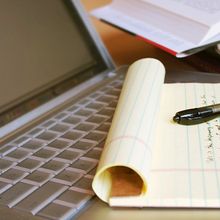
[211,104,220,113]
[175,104,220,125]
[178,107,212,118]
[196,107,213,117]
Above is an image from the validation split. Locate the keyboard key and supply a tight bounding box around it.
[54,189,92,209]
[89,92,101,99]
[70,140,95,152]
[62,116,81,126]
[21,139,44,152]
[87,167,97,177]
[15,159,43,172]
[84,149,102,160]
[106,116,113,123]
[83,131,106,143]
[54,112,68,120]
[106,89,121,97]
[15,182,68,215]
[0,181,12,193]
[40,160,67,174]
[55,150,81,163]
[27,128,44,136]
[85,102,104,111]
[0,159,15,173]
[109,80,122,88]
[96,123,111,133]
[74,109,94,117]
[70,158,97,174]
[113,83,123,89]
[47,139,70,151]
[95,141,105,149]
[0,182,37,208]
[61,131,84,141]
[72,177,93,193]
[22,171,53,186]
[96,95,114,103]
[97,108,115,117]
[49,123,70,133]
[51,169,82,186]
[38,202,77,220]
[0,145,16,157]
[31,149,57,161]
[66,105,79,113]
[40,120,56,128]
[108,100,118,108]
[0,168,28,184]
[5,149,30,162]
[37,131,58,142]
[13,136,30,146]
[99,87,110,92]
[74,122,96,132]
[78,98,91,106]
[86,115,106,124]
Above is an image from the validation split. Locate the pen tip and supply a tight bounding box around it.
[173,115,180,123]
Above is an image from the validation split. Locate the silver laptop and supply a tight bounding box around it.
[0,0,126,219]
[1,1,219,220]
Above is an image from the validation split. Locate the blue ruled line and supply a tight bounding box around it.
[194,84,207,206]
[111,62,152,163]
[184,84,192,206]
[210,84,220,205]
[127,64,160,166]
[102,62,147,164]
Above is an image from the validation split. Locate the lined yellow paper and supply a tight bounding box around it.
[92,58,220,208]
[92,58,165,204]
[148,83,220,207]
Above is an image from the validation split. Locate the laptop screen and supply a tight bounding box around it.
[0,0,108,126]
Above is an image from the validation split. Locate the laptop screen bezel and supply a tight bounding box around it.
[0,0,115,130]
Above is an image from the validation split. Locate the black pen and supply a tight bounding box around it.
[173,103,220,125]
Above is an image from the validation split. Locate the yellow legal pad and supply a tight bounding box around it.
[92,58,220,208]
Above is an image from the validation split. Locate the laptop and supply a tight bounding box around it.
[1,1,220,220]
[0,0,126,219]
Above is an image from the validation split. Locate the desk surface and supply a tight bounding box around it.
[81,0,196,71]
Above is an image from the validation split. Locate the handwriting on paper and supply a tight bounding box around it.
[201,94,220,163]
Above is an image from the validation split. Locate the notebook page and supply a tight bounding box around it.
[92,58,165,203]
[145,83,220,207]
[109,82,220,207]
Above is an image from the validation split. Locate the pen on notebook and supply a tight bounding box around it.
[173,103,220,125]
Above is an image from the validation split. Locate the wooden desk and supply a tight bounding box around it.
[81,0,196,71]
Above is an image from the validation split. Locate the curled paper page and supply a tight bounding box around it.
[92,58,165,206]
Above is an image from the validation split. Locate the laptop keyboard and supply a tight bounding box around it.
[0,76,123,219]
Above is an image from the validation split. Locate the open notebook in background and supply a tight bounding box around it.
[91,0,220,57]
[92,58,220,208]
